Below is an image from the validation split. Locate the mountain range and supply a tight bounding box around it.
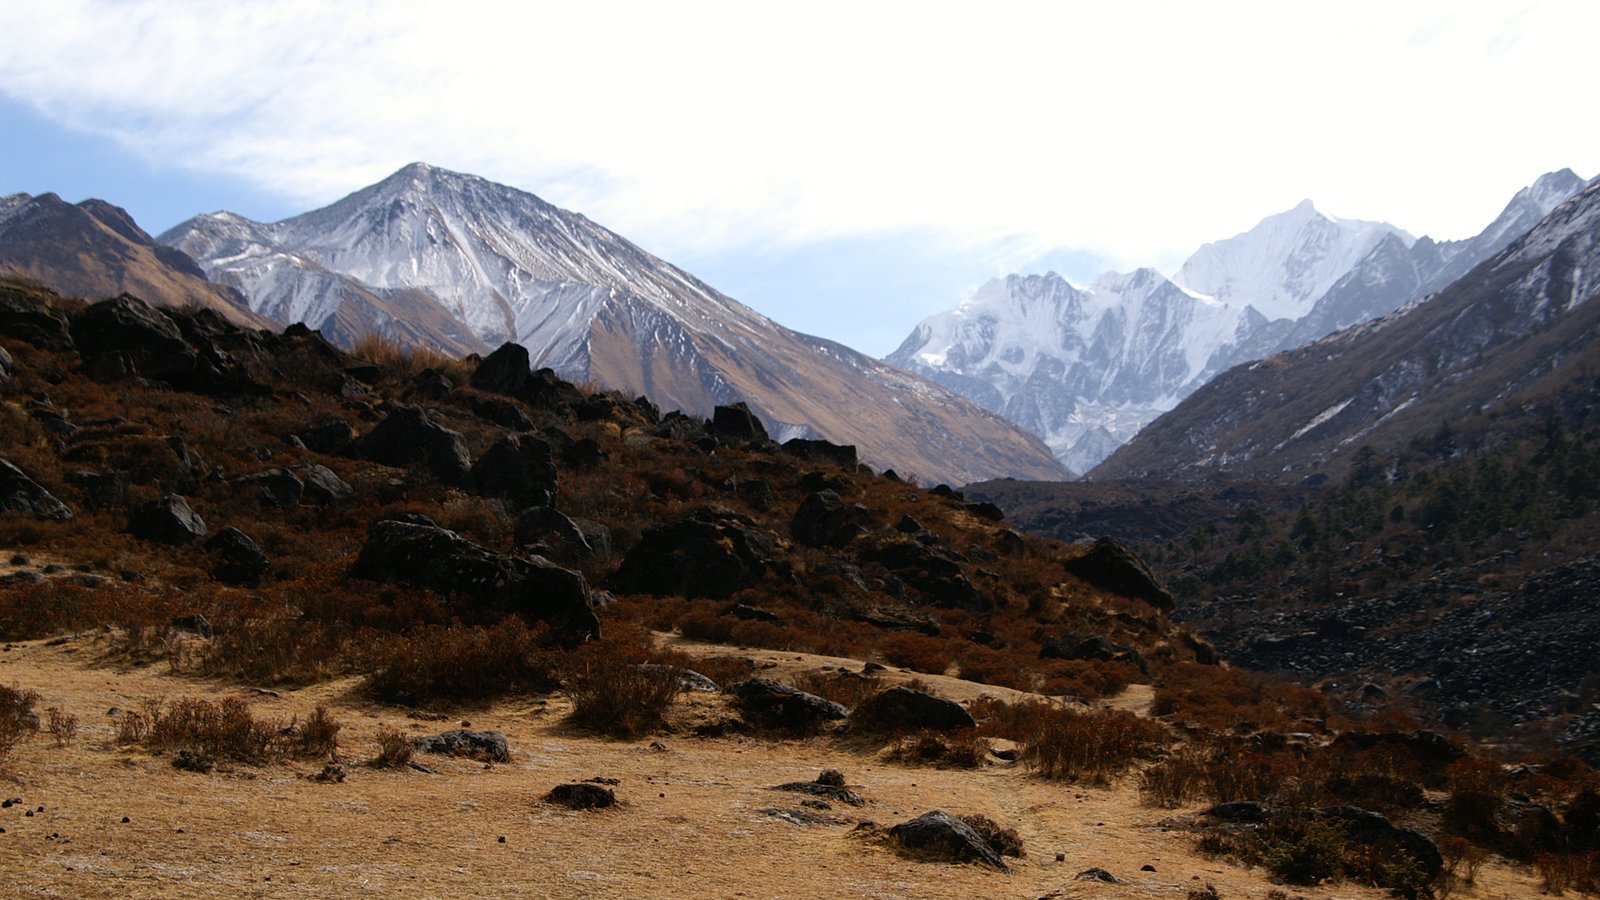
[889,170,1586,474]
[2,165,1068,486]
[1094,172,1600,481]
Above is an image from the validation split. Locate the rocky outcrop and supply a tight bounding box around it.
[349,520,600,644]
[412,729,509,762]
[791,490,864,548]
[0,458,73,521]
[1062,537,1173,610]
[296,464,352,503]
[857,538,986,611]
[471,435,556,507]
[1040,632,1148,673]
[709,403,769,443]
[232,468,304,509]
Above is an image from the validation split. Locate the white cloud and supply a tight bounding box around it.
[2,0,1597,273]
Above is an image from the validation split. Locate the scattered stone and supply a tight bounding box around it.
[412,729,510,763]
[312,763,346,783]
[759,806,854,827]
[1141,864,1156,871]
[1040,633,1148,673]
[545,783,616,810]
[1075,868,1120,883]
[231,468,304,509]
[630,664,719,692]
[296,464,353,503]
[888,810,1008,871]
[172,749,214,773]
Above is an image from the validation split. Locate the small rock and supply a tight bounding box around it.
[545,783,616,810]
[1075,867,1119,883]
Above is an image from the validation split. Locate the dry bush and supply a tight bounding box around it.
[142,696,284,764]
[952,645,1033,691]
[45,706,77,748]
[291,705,341,760]
[1537,851,1600,896]
[676,609,736,644]
[350,332,469,381]
[678,654,755,688]
[1437,835,1487,886]
[1152,662,1330,732]
[370,726,414,768]
[565,649,682,738]
[186,612,348,685]
[1141,742,1217,807]
[0,684,40,762]
[959,813,1023,857]
[885,731,989,769]
[363,618,560,704]
[877,631,952,676]
[1443,756,1510,846]
[979,698,1164,782]
[788,669,882,709]
[1038,659,1139,700]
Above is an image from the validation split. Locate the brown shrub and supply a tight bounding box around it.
[292,705,341,760]
[885,731,990,769]
[363,618,560,704]
[1152,662,1330,732]
[143,696,283,764]
[787,669,883,710]
[1537,851,1600,896]
[370,726,414,768]
[1039,659,1139,699]
[45,706,77,748]
[979,699,1164,783]
[959,813,1023,857]
[877,631,951,676]
[0,684,40,762]
[565,649,681,738]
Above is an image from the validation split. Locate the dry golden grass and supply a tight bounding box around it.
[0,632,1552,899]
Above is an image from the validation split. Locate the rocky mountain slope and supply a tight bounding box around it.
[1093,173,1600,482]
[0,192,270,329]
[160,164,1066,485]
[891,172,1583,473]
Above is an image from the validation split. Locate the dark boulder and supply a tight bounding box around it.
[471,435,556,507]
[0,287,73,349]
[129,494,206,544]
[412,729,509,762]
[469,342,535,398]
[64,469,128,511]
[729,603,784,625]
[1321,805,1443,879]
[724,677,848,733]
[299,420,355,456]
[851,686,975,733]
[0,458,73,521]
[350,405,473,489]
[0,345,11,381]
[1062,536,1174,610]
[545,783,616,809]
[68,294,243,393]
[709,403,769,442]
[231,468,304,509]
[1040,633,1148,674]
[460,394,534,431]
[960,501,1006,522]
[857,538,986,611]
[614,507,784,599]
[737,478,774,511]
[771,776,865,807]
[349,520,600,645]
[888,810,1008,871]
[296,464,352,503]
[780,438,857,469]
[514,505,594,558]
[205,527,270,585]
[406,367,453,400]
[791,490,864,548]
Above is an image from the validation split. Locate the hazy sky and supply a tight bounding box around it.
[3,1,1597,355]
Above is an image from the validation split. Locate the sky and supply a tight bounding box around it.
[2,1,1597,356]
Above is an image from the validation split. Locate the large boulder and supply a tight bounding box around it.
[888,810,1008,871]
[296,464,353,503]
[231,468,304,509]
[0,458,73,521]
[299,420,355,456]
[129,494,206,544]
[69,294,193,381]
[724,677,848,733]
[851,686,975,733]
[1040,632,1148,674]
[791,490,864,548]
[205,527,270,585]
[1062,536,1174,610]
[350,405,473,489]
[0,286,73,349]
[514,505,594,558]
[471,435,556,507]
[614,507,784,599]
[857,538,987,611]
[780,438,857,469]
[709,403,769,443]
[349,520,600,645]
[469,342,535,397]
[1320,806,1443,879]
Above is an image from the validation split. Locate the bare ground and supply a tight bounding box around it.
[0,633,1541,899]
